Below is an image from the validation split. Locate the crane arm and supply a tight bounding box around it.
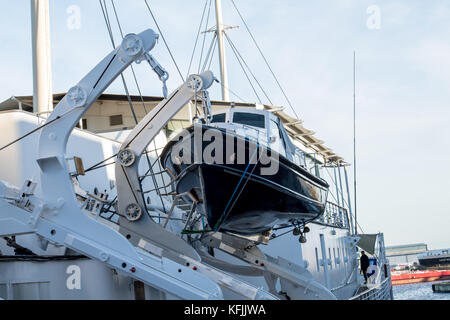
[0,29,224,299]
[114,71,216,260]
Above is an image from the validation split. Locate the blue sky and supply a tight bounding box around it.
[0,1,449,249]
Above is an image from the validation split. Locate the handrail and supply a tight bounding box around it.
[318,201,350,229]
[349,276,392,300]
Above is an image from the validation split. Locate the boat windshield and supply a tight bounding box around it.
[211,113,226,123]
[269,119,286,156]
[232,112,265,129]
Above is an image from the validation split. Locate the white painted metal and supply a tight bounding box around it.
[0,110,119,256]
[215,0,229,101]
[0,259,136,300]
[31,0,53,116]
[0,29,280,300]
[0,29,226,300]
[138,239,278,300]
[319,233,331,289]
[115,71,216,261]
[202,231,338,300]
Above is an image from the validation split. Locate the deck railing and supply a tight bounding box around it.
[349,275,393,300]
[318,202,350,229]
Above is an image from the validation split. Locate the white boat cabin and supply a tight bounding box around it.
[208,107,307,169]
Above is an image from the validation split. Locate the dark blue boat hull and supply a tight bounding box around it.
[161,125,329,235]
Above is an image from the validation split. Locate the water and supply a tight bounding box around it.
[393,281,450,300]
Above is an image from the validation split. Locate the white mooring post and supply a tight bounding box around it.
[31,0,53,116]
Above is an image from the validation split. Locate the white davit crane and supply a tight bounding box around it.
[0,29,278,300]
[114,70,216,262]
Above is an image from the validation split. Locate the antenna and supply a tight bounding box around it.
[353,51,357,235]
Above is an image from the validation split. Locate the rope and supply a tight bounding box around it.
[144,0,184,81]
[214,145,259,231]
[229,0,299,119]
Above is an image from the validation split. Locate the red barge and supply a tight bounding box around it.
[391,270,450,285]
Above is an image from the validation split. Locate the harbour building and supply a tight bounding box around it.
[386,243,428,267]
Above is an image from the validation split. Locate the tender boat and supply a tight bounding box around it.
[161,107,329,235]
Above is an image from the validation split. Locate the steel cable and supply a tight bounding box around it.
[229,0,299,119]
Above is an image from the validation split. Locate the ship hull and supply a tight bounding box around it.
[161,125,329,234]
[391,270,450,286]
[418,254,450,268]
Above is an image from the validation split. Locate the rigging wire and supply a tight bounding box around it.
[197,0,213,73]
[110,0,170,199]
[111,0,149,114]
[229,0,299,119]
[224,33,261,103]
[0,116,61,152]
[206,37,217,71]
[99,0,139,124]
[201,33,217,72]
[224,33,274,105]
[99,0,168,213]
[144,0,184,81]
[84,156,117,173]
[206,35,217,71]
[216,79,245,102]
[186,0,209,79]
[0,105,79,153]
[323,166,347,207]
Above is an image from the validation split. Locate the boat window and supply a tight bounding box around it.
[232,112,265,129]
[211,113,226,123]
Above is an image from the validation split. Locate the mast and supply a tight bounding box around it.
[214,0,229,101]
[353,51,357,235]
[31,0,53,116]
